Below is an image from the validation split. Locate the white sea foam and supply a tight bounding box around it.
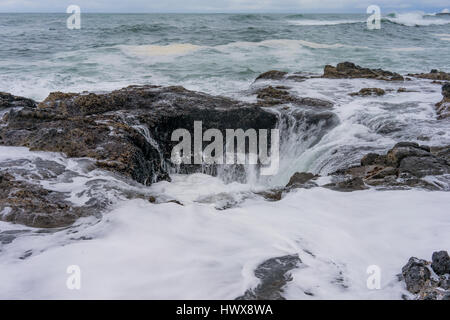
[259,77,449,184]
[122,39,356,56]
[120,43,201,57]
[386,12,450,26]
[0,173,449,299]
[288,19,363,26]
[434,33,450,41]
[0,74,449,299]
[217,39,350,52]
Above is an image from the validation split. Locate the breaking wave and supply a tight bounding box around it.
[121,39,358,58]
[384,12,450,27]
[120,43,202,57]
[288,19,363,26]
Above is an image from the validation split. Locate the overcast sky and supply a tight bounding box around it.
[0,0,449,13]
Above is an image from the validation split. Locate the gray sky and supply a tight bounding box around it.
[0,0,449,13]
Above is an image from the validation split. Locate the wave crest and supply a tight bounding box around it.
[120,43,201,57]
[384,12,450,26]
[288,19,363,26]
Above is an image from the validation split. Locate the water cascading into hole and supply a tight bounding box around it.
[214,106,340,187]
[130,108,340,187]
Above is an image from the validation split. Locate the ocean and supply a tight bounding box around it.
[0,12,449,300]
[0,12,449,100]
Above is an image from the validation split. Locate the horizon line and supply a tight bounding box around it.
[0,9,444,14]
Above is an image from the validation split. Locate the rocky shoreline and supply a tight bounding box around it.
[0,62,449,300]
[0,62,449,229]
[401,250,450,300]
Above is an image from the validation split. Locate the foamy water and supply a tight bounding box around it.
[1,72,449,299]
[0,166,449,299]
[0,12,450,300]
[0,13,449,101]
[385,12,450,26]
[287,19,363,26]
[121,43,202,57]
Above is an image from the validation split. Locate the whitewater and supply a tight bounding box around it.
[0,12,449,299]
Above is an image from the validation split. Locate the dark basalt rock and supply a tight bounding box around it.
[255,86,333,108]
[335,142,450,190]
[324,177,368,192]
[399,156,448,178]
[443,83,450,99]
[366,166,398,180]
[402,257,431,294]
[436,83,450,119]
[431,145,450,164]
[385,142,448,178]
[236,254,301,300]
[258,172,321,200]
[0,85,278,186]
[0,153,159,228]
[255,172,321,200]
[386,142,431,166]
[397,87,418,93]
[256,86,290,103]
[431,251,450,275]
[286,172,318,188]
[0,172,90,228]
[255,189,284,201]
[349,88,386,97]
[440,276,450,290]
[296,97,334,109]
[286,74,308,82]
[360,153,387,166]
[0,92,36,110]
[407,70,450,81]
[401,252,450,300]
[323,62,404,81]
[255,70,288,81]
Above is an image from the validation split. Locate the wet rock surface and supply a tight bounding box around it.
[286,172,318,188]
[407,70,450,81]
[255,188,284,202]
[254,70,314,83]
[0,92,36,110]
[255,70,288,81]
[0,85,278,185]
[322,62,404,81]
[431,251,450,276]
[0,64,449,229]
[331,142,450,191]
[254,172,319,202]
[0,172,90,228]
[236,254,301,300]
[324,177,369,192]
[401,251,450,300]
[402,257,431,294]
[262,140,449,197]
[349,88,386,97]
[255,86,333,108]
[0,143,168,228]
[436,83,450,119]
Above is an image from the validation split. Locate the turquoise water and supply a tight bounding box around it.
[0,13,449,100]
